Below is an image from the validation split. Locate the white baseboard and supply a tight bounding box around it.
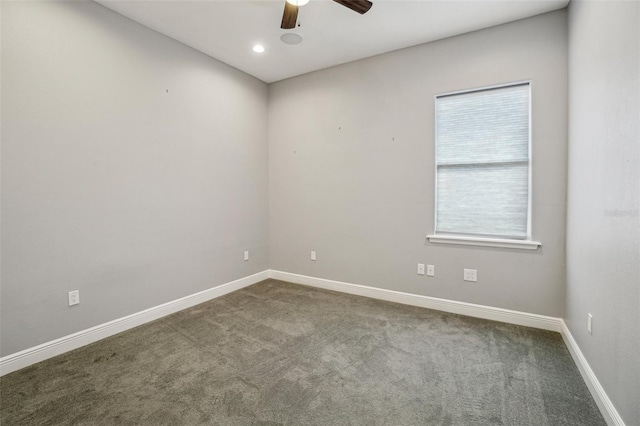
[0,270,270,377]
[268,270,563,332]
[560,321,625,426]
[3,268,622,426]
[1,270,561,377]
[270,270,625,424]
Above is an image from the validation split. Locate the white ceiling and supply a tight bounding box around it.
[97,0,569,83]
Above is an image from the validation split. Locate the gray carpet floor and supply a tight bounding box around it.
[1,279,605,425]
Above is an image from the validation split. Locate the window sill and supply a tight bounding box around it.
[426,234,541,250]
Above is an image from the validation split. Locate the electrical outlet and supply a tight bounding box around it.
[68,290,80,306]
[427,265,435,277]
[587,313,593,334]
[417,263,425,275]
[311,251,317,261]
[463,269,477,282]
[244,250,249,261]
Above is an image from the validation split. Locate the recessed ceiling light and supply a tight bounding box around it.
[286,0,309,6]
[252,44,265,53]
[280,33,303,45]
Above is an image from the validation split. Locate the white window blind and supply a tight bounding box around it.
[435,83,531,239]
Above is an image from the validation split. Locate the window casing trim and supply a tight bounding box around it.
[426,234,541,250]
[432,80,535,244]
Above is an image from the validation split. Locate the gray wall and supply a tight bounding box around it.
[269,11,568,317]
[566,1,640,423]
[1,1,268,356]
[3,4,638,420]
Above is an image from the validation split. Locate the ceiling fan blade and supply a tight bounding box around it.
[281,2,299,29]
[332,0,373,14]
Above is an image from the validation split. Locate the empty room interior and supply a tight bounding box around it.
[1,0,638,424]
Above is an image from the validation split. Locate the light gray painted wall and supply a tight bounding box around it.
[1,1,268,356]
[268,11,568,317]
[566,1,640,423]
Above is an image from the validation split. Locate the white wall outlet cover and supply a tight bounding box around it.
[244,251,249,261]
[427,265,435,276]
[68,290,80,306]
[587,313,593,334]
[311,251,316,261]
[463,269,477,282]
[417,263,425,275]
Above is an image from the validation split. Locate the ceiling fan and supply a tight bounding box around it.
[281,0,373,29]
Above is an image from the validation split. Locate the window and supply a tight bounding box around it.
[429,82,540,249]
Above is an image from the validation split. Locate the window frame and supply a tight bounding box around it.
[427,81,541,250]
